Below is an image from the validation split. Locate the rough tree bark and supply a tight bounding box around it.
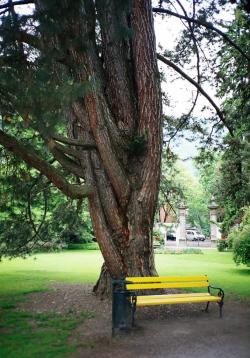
[63,0,162,295]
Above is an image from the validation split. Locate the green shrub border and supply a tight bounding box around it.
[66,243,99,250]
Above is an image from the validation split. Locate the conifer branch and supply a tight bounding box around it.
[0,129,92,198]
[52,134,96,149]
[48,139,84,160]
[49,146,85,179]
[46,140,85,178]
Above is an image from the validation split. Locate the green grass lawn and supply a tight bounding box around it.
[0,250,103,296]
[0,249,249,358]
[0,249,249,298]
[156,250,250,300]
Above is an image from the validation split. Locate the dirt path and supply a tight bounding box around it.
[18,283,250,358]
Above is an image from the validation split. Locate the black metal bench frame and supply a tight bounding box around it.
[112,276,224,336]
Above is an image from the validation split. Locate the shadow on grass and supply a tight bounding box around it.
[227,267,250,276]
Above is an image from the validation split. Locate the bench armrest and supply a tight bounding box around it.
[112,279,127,292]
[112,279,137,300]
[112,279,137,291]
[209,285,224,300]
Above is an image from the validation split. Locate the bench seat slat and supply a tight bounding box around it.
[136,295,221,306]
[135,292,211,300]
[126,275,208,283]
[126,281,209,290]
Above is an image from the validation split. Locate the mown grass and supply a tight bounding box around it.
[0,249,249,357]
[156,250,250,300]
[0,249,249,298]
[0,250,103,295]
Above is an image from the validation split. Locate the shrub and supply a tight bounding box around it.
[153,229,165,245]
[217,239,229,252]
[228,207,250,266]
[181,248,203,255]
[67,242,99,250]
[154,248,203,255]
[232,226,250,266]
[227,234,234,250]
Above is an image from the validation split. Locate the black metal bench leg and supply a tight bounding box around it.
[219,302,223,318]
[132,303,136,327]
[205,301,210,312]
[131,294,137,327]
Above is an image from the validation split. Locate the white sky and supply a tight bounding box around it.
[155,14,201,169]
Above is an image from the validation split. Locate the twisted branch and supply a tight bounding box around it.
[157,53,234,137]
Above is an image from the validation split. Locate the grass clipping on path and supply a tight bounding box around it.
[0,299,94,358]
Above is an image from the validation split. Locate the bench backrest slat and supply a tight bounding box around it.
[126,275,207,283]
[125,281,209,290]
[125,276,209,290]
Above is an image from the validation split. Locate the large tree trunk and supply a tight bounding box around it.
[62,0,162,295]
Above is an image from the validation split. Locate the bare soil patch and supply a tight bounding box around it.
[18,283,250,358]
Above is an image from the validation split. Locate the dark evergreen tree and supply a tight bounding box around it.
[0,0,162,295]
[0,0,249,294]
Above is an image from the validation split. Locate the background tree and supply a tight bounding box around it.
[156,1,249,236]
[158,151,210,236]
[195,6,250,234]
[157,148,183,222]
[177,162,210,236]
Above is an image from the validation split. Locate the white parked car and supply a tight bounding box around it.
[186,229,205,241]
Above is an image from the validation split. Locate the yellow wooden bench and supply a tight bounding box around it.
[112,275,224,335]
